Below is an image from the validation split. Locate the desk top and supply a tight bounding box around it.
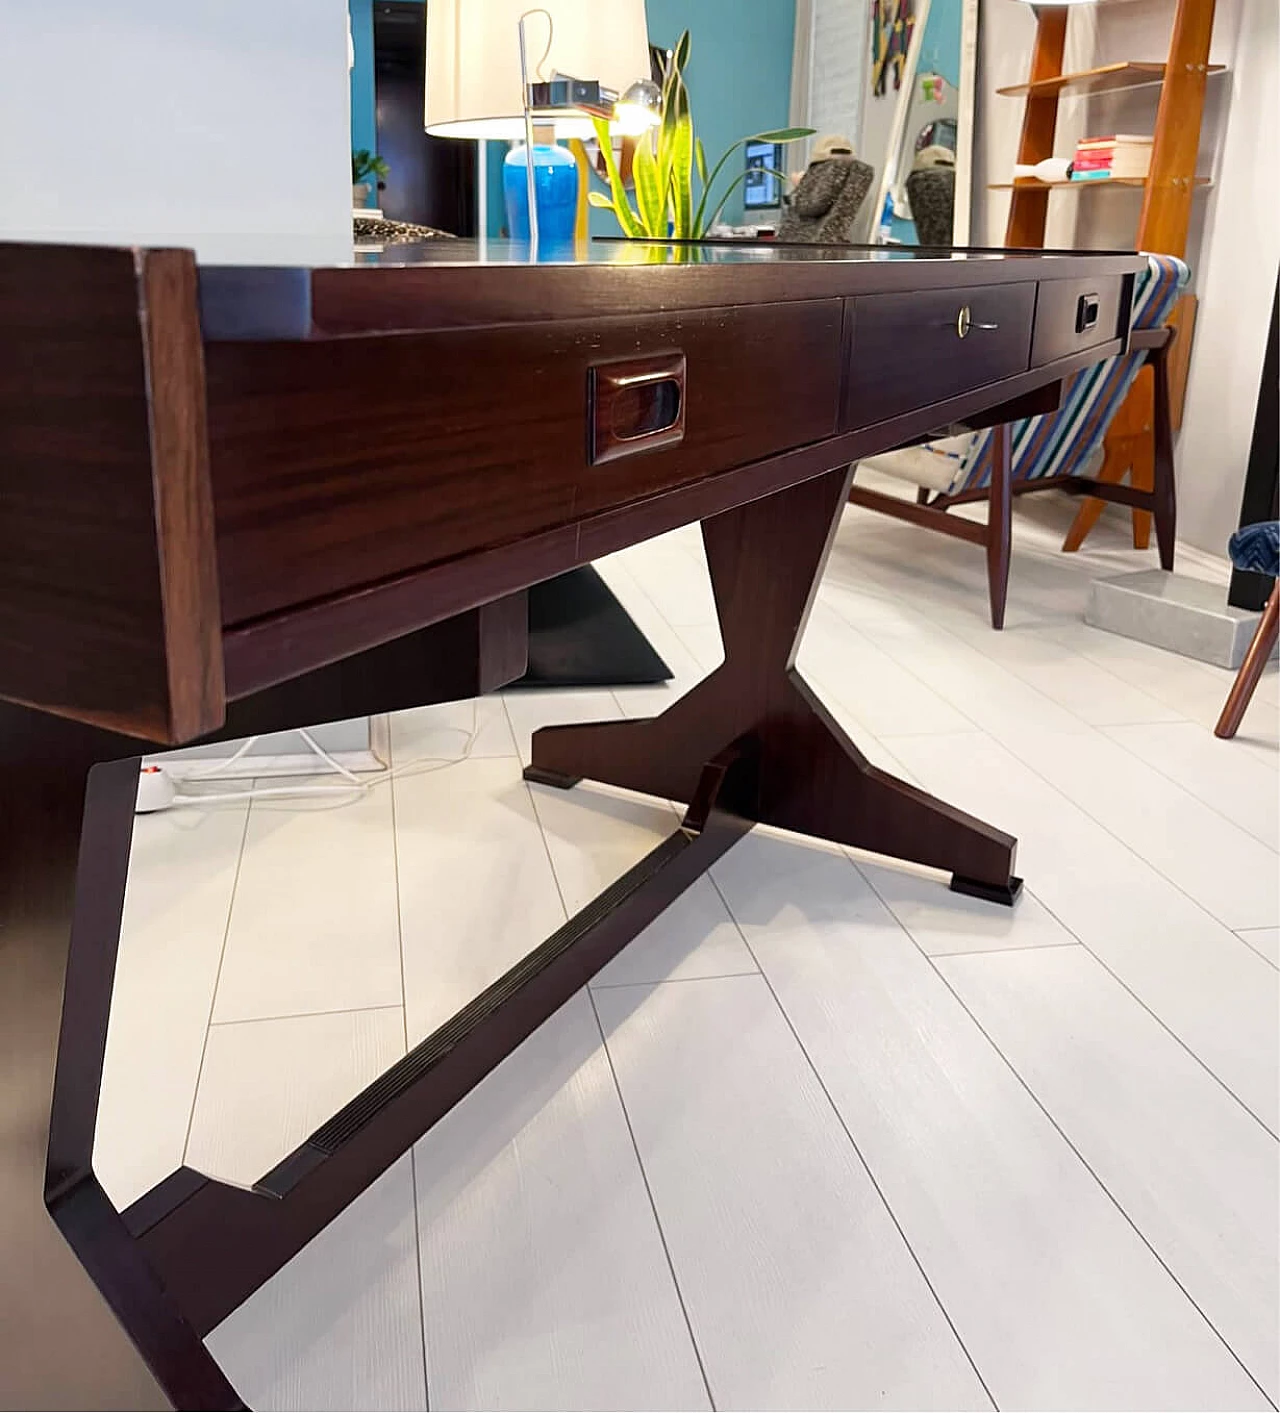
[0,237,1145,745]
[197,238,1145,339]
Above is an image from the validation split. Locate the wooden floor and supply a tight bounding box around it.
[96,489,1279,1411]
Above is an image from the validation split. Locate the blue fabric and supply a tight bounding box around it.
[1228,522,1280,577]
[947,253,1191,495]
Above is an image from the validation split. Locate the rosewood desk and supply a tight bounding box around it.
[0,238,1144,1410]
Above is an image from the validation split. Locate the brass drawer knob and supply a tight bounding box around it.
[956,305,1000,339]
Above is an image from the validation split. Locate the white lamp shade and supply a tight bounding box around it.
[425,0,652,139]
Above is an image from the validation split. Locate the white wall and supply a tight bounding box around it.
[0,0,352,262]
[974,0,1277,555]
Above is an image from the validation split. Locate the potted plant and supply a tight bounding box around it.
[589,31,812,239]
[351,149,389,209]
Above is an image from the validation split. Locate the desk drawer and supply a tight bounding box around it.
[1031,274,1130,367]
[842,281,1036,429]
[208,301,842,624]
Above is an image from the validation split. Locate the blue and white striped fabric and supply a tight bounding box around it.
[944,253,1191,495]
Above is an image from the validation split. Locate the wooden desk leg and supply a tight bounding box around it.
[0,705,246,1411]
[528,467,1022,903]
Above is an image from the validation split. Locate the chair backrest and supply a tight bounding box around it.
[944,253,1190,494]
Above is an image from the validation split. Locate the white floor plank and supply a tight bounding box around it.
[207,1156,427,1412]
[1105,721,1280,852]
[211,787,403,1023]
[395,759,566,1046]
[1046,622,1280,758]
[530,778,760,985]
[995,726,1278,931]
[391,696,516,763]
[592,555,716,720]
[594,972,992,1412]
[797,601,977,738]
[856,857,1080,956]
[607,528,717,630]
[501,688,622,767]
[1238,928,1280,968]
[886,732,1280,1132]
[713,831,1272,1412]
[939,944,1280,1403]
[187,1008,405,1187]
[590,876,760,988]
[96,789,249,1210]
[413,991,709,1412]
[528,780,675,915]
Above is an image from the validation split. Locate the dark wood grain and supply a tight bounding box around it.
[131,759,753,1337]
[1030,273,1128,367]
[221,341,1120,700]
[0,244,224,743]
[986,422,1013,630]
[208,301,842,625]
[2,239,1150,1411]
[0,703,241,1411]
[200,243,1141,339]
[529,467,1018,889]
[842,282,1037,429]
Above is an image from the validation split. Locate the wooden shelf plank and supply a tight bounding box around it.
[998,60,1226,100]
[990,175,1211,191]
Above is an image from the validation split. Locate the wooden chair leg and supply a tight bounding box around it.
[986,422,1012,630]
[1150,342,1177,571]
[1215,587,1278,739]
[1130,434,1154,550]
[1061,432,1134,552]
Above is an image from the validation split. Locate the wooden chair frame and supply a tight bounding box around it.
[848,329,1175,628]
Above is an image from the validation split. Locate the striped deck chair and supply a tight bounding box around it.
[849,253,1191,628]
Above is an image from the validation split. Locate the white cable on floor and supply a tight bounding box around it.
[157,704,482,811]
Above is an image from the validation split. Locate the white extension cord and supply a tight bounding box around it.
[134,713,479,814]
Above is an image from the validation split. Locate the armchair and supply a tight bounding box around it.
[849,253,1191,627]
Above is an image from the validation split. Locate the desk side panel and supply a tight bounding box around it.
[0,244,224,743]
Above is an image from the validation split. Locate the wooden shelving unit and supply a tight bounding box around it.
[990,175,1211,191]
[997,59,1223,101]
[1000,0,1218,554]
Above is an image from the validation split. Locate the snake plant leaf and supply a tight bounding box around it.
[670,97,694,239]
[632,133,665,236]
[695,137,707,188]
[748,127,816,143]
[590,115,643,237]
[704,165,792,233]
[586,191,614,208]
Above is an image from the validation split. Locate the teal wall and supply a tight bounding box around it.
[348,0,797,234]
[641,0,796,229]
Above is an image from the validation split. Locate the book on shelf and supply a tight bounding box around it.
[1076,133,1154,150]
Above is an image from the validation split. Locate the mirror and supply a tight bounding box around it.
[791,0,978,247]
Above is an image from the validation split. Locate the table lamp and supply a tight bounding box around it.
[425,0,652,250]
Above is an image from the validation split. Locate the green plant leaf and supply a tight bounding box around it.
[590,116,643,237]
[670,99,694,238]
[704,166,790,232]
[749,126,816,143]
[672,29,691,76]
[587,190,614,208]
[692,137,744,235]
[632,134,665,236]
[694,137,707,188]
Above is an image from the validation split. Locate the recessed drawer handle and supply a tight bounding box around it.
[589,353,687,465]
[956,306,1000,339]
[1077,293,1100,333]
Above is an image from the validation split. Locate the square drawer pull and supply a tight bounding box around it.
[589,353,686,465]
